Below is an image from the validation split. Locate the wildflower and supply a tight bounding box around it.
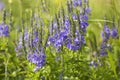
[28,50,46,72]
[80,21,88,33]
[83,14,88,21]
[32,36,39,47]
[89,60,98,68]
[54,31,68,51]
[67,43,79,51]
[73,0,78,7]
[15,29,30,56]
[81,35,86,44]
[54,38,63,50]
[78,0,82,6]
[66,37,81,51]
[85,7,91,14]
[100,49,107,56]
[3,24,9,37]
[101,42,107,48]
[0,23,9,37]
[47,0,91,51]
[102,25,111,41]
[64,18,70,33]
[72,13,77,21]
[0,24,3,36]
[47,32,59,45]
[111,28,118,38]
[74,38,80,46]
[100,23,115,56]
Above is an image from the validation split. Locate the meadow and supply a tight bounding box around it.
[0,0,120,80]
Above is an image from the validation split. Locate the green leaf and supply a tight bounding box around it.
[108,51,118,79]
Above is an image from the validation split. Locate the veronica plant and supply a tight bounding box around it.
[0,10,9,37]
[48,0,91,52]
[46,0,91,79]
[100,20,119,56]
[15,12,48,72]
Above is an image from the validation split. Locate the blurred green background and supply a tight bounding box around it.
[1,0,120,29]
[1,0,120,20]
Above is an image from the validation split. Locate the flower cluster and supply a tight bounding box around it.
[15,14,47,72]
[15,30,29,56]
[28,49,46,72]
[0,10,10,37]
[0,23,9,37]
[89,58,102,68]
[15,0,91,72]
[89,60,98,68]
[47,0,91,51]
[100,23,119,56]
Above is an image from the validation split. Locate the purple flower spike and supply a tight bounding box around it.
[103,25,111,40]
[73,0,78,7]
[100,49,108,56]
[0,23,9,37]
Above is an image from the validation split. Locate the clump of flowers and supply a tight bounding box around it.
[28,48,46,72]
[100,20,119,56]
[0,10,9,37]
[89,19,119,68]
[48,0,91,51]
[15,13,48,72]
[15,0,91,73]
[0,23,9,37]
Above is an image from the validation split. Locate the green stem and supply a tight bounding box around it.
[72,51,76,77]
[5,60,8,80]
[60,51,64,80]
[5,39,9,80]
[88,19,114,23]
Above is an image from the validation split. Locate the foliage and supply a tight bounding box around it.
[0,0,120,80]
